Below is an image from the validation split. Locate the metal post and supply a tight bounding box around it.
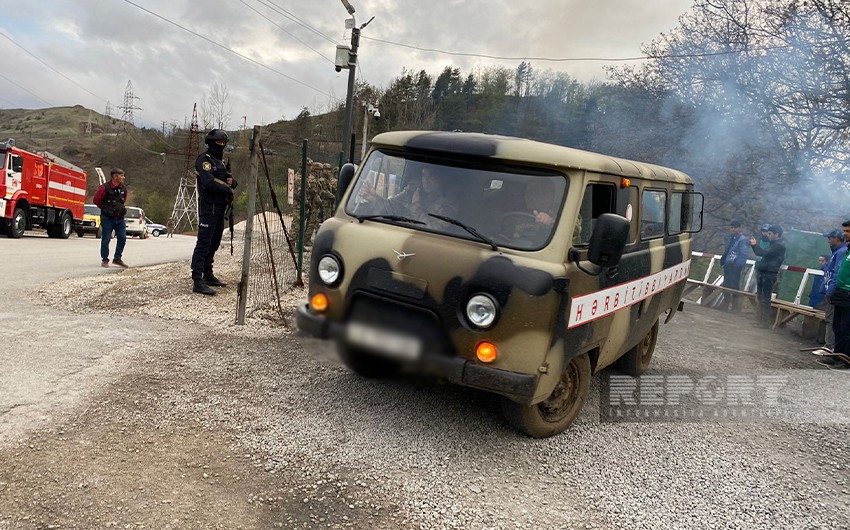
[361,104,369,162]
[297,139,308,274]
[236,125,261,325]
[341,26,360,163]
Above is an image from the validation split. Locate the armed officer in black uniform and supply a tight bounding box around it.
[191,129,237,295]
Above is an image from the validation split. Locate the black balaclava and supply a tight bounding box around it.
[207,141,225,160]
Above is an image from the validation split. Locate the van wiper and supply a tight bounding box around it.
[427,213,498,251]
[355,214,425,225]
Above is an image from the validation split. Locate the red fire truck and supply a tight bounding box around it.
[1,139,87,239]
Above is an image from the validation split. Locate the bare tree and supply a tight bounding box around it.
[208,82,233,130]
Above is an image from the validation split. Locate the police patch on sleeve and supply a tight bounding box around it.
[202,161,213,171]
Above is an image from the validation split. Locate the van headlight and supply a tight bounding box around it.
[466,294,498,329]
[317,255,342,285]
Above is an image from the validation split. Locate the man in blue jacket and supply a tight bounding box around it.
[750,225,787,325]
[719,219,750,312]
[813,229,848,356]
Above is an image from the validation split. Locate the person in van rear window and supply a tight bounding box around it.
[360,166,458,222]
[92,168,129,269]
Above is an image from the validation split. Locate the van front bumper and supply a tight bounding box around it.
[295,304,538,402]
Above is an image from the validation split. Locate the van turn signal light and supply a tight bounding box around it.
[620,177,631,188]
[311,293,329,312]
[476,341,497,363]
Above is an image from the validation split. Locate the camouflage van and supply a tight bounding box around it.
[296,131,703,437]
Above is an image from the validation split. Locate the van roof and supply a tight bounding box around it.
[369,131,693,185]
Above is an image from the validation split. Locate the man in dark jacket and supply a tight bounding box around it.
[719,219,750,311]
[749,224,787,324]
[92,168,129,268]
[191,129,237,296]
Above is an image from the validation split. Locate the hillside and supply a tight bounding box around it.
[0,106,343,223]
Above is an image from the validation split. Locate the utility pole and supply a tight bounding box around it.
[336,0,373,164]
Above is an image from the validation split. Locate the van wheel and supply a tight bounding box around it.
[96,227,102,239]
[338,344,400,379]
[616,320,659,377]
[501,352,591,438]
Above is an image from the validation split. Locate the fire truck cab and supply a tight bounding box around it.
[1,139,86,239]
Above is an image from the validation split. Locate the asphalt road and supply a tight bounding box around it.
[0,230,197,446]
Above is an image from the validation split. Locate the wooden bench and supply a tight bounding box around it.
[683,279,759,309]
[771,299,826,341]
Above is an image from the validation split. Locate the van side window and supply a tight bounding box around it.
[668,191,704,233]
[640,189,666,239]
[574,183,615,246]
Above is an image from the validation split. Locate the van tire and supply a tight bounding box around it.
[501,352,590,438]
[96,227,102,239]
[616,320,659,377]
[338,344,400,379]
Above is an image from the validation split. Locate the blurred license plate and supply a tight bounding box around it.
[345,322,422,362]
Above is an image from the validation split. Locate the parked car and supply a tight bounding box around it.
[145,217,167,237]
[125,206,147,238]
[76,204,102,238]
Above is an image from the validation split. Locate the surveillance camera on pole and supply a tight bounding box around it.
[337,0,375,164]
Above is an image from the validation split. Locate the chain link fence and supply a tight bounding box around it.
[236,132,341,325]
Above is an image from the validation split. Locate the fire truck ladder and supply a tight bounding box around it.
[95,167,106,185]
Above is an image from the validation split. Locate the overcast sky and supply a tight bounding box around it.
[0,0,693,130]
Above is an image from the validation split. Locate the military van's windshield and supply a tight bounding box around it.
[345,150,568,250]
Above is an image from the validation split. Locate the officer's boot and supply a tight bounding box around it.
[204,272,227,287]
[193,278,216,296]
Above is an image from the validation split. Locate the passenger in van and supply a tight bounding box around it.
[360,166,458,222]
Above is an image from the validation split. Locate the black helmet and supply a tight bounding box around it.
[205,129,229,145]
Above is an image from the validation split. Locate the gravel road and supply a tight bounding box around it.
[0,241,848,529]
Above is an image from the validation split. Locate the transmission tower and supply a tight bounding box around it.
[171,103,201,231]
[118,80,142,131]
[103,100,113,133]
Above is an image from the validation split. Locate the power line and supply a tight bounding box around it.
[120,0,331,97]
[256,0,340,46]
[360,35,798,63]
[239,0,334,64]
[0,72,52,107]
[0,32,108,103]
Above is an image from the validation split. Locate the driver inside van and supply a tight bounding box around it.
[504,178,558,246]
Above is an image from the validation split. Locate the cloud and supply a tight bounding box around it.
[0,0,693,128]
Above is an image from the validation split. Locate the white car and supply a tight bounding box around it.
[124,206,147,238]
[145,217,168,237]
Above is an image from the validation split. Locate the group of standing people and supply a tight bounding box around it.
[718,220,786,320]
[718,219,850,370]
[93,130,238,298]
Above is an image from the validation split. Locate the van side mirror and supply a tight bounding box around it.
[336,163,357,205]
[587,213,630,267]
[569,213,630,275]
